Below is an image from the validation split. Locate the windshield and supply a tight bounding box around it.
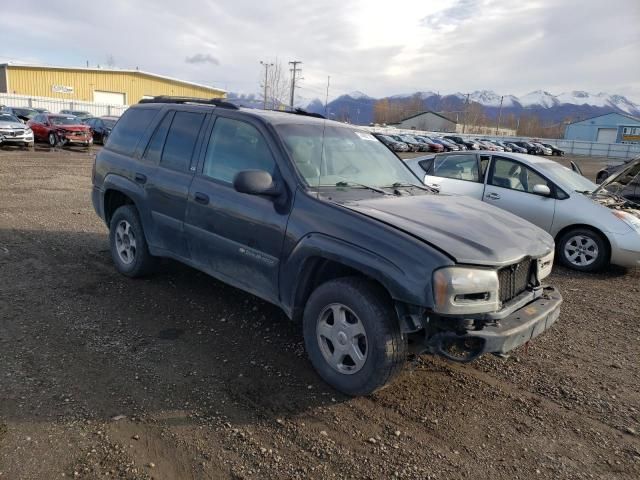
[13,108,37,117]
[277,124,421,188]
[537,162,598,192]
[103,119,117,128]
[0,114,21,123]
[50,116,81,125]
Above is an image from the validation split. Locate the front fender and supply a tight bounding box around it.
[280,232,430,318]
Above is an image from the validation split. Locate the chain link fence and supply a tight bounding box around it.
[0,93,128,117]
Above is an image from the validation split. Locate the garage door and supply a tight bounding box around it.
[596,128,617,143]
[93,90,126,105]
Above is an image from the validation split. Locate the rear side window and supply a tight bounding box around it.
[107,108,158,156]
[143,112,174,164]
[159,112,206,172]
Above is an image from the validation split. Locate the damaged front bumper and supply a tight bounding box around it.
[425,286,562,362]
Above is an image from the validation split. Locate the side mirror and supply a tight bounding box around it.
[532,184,551,196]
[233,170,281,197]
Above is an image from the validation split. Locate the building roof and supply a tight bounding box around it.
[0,62,226,94]
[398,110,457,124]
[566,111,640,126]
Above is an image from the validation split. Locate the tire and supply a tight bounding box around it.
[48,132,57,147]
[108,205,156,277]
[557,228,609,272]
[303,277,407,396]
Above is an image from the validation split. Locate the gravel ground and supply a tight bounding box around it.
[0,146,638,479]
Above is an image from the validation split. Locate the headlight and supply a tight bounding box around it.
[25,127,32,134]
[432,267,500,315]
[613,210,640,232]
[537,251,554,280]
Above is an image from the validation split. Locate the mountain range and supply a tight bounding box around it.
[301,90,640,126]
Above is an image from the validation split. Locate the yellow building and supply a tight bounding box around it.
[0,63,225,105]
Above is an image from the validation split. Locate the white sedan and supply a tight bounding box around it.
[404,151,640,271]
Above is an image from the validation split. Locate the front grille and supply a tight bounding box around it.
[497,258,533,303]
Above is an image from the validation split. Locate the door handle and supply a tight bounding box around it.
[485,192,501,200]
[134,173,147,184]
[194,192,210,205]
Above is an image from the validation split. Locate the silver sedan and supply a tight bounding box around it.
[0,112,34,147]
[405,151,640,271]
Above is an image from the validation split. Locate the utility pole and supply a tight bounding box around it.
[259,61,273,110]
[288,60,302,109]
[495,95,504,135]
[324,75,330,116]
[462,93,470,134]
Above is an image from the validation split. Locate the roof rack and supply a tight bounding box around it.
[138,96,239,110]
[290,108,326,119]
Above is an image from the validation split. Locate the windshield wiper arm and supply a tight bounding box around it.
[335,180,390,195]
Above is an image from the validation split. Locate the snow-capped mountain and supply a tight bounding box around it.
[304,89,639,125]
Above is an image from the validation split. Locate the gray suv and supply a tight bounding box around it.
[91,96,562,396]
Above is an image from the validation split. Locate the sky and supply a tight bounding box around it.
[1,0,639,104]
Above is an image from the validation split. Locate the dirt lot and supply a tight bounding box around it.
[0,147,639,479]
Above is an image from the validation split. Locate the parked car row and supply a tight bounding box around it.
[404,151,640,272]
[371,129,566,158]
[0,104,119,148]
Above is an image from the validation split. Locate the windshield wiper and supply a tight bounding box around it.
[335,180,390,195]
[386,182,437,194]
[575,189,592,194]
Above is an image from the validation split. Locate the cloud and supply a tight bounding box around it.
[185,53,219,65]
[0,0,637,102]
[420,0,478,30]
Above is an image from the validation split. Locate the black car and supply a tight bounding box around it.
[0,106,38,122]
[443,135,480,150]
[596,156,637,184]
[513,141,542,155]
[372,133,409,152]
[91,96,561,396]
[506,142,527,154]
[542,143,564,156]
[84,116,119,145]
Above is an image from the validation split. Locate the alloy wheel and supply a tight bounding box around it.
[564,235,598,267]
[316,303,368,375]
[114,220,137,265]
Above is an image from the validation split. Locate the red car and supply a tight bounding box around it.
[27,113,93,147]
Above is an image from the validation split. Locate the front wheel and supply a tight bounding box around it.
[303,277,407,396]
[557,228,609,272]
[48,132,57,147]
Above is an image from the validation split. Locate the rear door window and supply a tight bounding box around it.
[107,108,158,156]
[159,111,206,172]
[433,154,480,182]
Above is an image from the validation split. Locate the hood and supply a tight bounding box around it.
[594,157,640,195]
[342,194,554,266]
[0,121,25,129]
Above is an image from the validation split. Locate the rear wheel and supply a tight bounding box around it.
[109,205,156,277]
[557,228,609,272]
[303,277,407,396]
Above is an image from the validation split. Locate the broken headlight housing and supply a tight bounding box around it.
[432,267,500,315]
[537,251,554,280]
